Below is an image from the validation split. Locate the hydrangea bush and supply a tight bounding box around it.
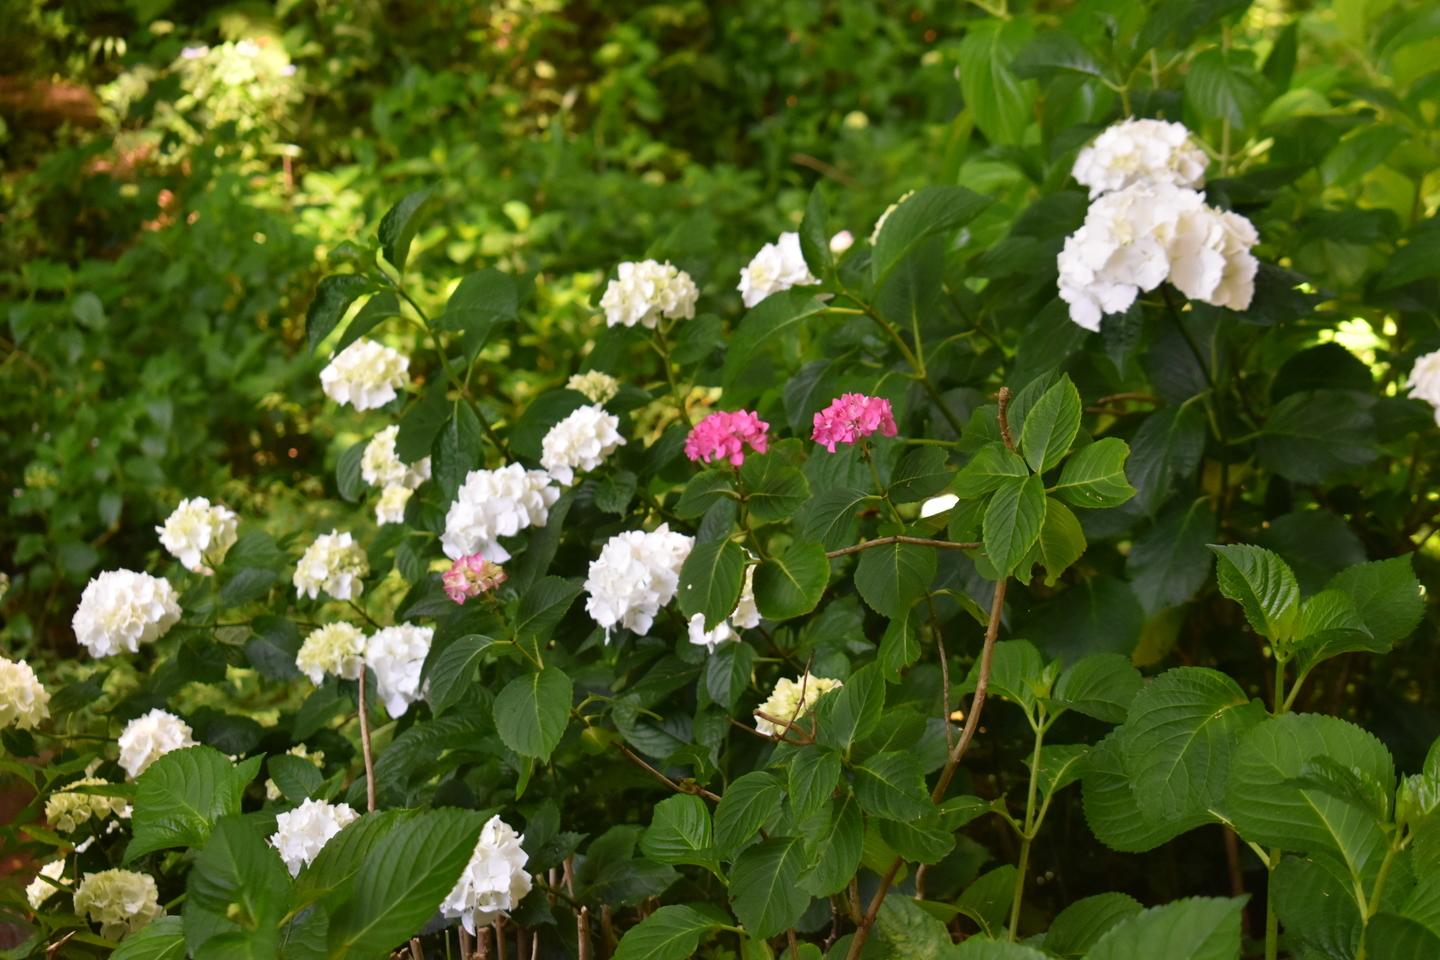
[5,4,1440,960]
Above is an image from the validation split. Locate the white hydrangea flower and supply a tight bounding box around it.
[269,798,358,876]
[266,744,325,801]
[584,524,693,638]
[27,860,68,911]
[687,613,738,651]
[1407,350,1440,425]
[320,338,410,411]
[295,623,366,685]
[0,657,49,730]
[155,497,238,573]
[1072,118,1209,199]
[738,232,820,308]
[755,674,843,736]
[72,869,164,940]
[440,815,533,934]
[732,563,761,630]
[1166,204,1260,311]
[360,425,431,489]
[567,371,620,404]
[599,260,699,329]
[375,485,413,525]
[118,709,196,780]
[365,623,432,717]
[686,564,760,651]
[920,493,959,518]
[441,464,560,563]
[869,190,914,244]
[72,570,182,658]
[46,777,129,832]
[293,531,369,601]
[540,404,627,486]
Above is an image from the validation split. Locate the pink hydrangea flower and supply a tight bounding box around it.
[443,555,507,604]
[684,410,770,467]
[811,393,898,452]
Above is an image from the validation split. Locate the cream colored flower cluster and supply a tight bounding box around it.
[72,868,164,939]
[293,530,369,601]
[294,621,432,717]
[296,622,366,685]
[0,656,49,730]
[754,674,843,737]
[156,497,238,573]
[599,260,699,329]
[46,776,130,832]
[361,424,432,525]
[441,464,560,563]
[320,338,410,411]
[26,860,69,911]
[440,815,532,934]
[72,570,182,658]
[567,370,620,403]
[1071,118,1208,199]
[540,404,626,486]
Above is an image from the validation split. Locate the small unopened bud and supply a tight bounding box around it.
[443,554,507,604]
[829,230,854,254]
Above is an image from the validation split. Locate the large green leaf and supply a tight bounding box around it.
[752,539,829,621]
[1127,405,1207,516]
[982,474,1046,576]
[434,267,517,345]
[127,747,260,861]
[1049,653,1142,724]
[424,634,501,717]
[515,576,583,649]
[729,836,811,939]
[889,446,953,504]
[798,183,833,280]
[1326,556,1426,647]
[872,184,991,287]
[704,639,756,710]
[1009,31,1109,81]
[786,746,842,823]
[1083,732,1216,854]
[798,794,864,897]
[291,811,411,914]
[955,18,1035,147]
[797,487,874,550]
[676,470,737,520]
[874,894,957,959]
[334,291,401,356]
[854,751,934,820]
[1042,893,1143,959]
[677,538,745,631]
[1257,390,1378,483]
[813,663,884,750]
[394,380,451,465]
[722,289,829,390]
[493,667,572,760]
[1086,896,1247,960]
[952,940,1050,959]
[612,905,725,960]
[1186,48,1268,129]
[1210,544,1301,644]
[854,539,936,618]
[960,639,1046,715]
[1054,437,1136,509]
[713,771,784,857]
[432,402,483,502]
[267,753,322,803]
[1019,376,1082,474]
[1021,497,1086,587]
[1127,498,1217,616]
[1364,913,1440,960]
[740,453,811,523]
[376,188,435,273]
[1271,854,1362,960]
[111,917,186,960]
[640,795,719,869]
[953,442,1029,498]
[956,866,1018,939]
[306,275,371,354]
[186,815,290,958]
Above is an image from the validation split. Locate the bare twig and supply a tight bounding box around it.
[791,152,861,188]
[460,925,474,959]
[411,938,424,960]
[787,928,801,959]
[46,933,75,959]
[997,386,1015,452]
[826,536,980,559]
[358,669,377,813]
[612,740,722,802]
[578,906,592,960]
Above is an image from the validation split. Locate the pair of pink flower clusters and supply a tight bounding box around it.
[684,393,896,466]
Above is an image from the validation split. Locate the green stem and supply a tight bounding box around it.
[1273,656,1288,716]
[1008,717,1046,941]
[861,446,904,525]
[650,325,691,426]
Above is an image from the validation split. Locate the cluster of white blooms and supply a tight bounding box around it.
[73,869,164,939]
[26,860,68,911]
[1071,119,1208,199]
[46,777,130,832]
[599,260,699,329]
[755,674,843,736]
[540,404,627,485]
[155,497,238,573]
[293,531,369,601]
[441,464,560,563]
[118,709,196,779]
[320,338,410,411]
[686,564,761,651]
[0,656,49,730]
[296,622,366,685]
[269,798,358,876]
[440,815,533,934]
[567,370,620,404]
[1407,350,1440,425]
[869,190,914,244]
[366,623,433,717]
[374,485,414,525]
[265,744,325,800]
[584,524,693,638]
[1058,121,1258,331]
[360,425,431,525]
[738,232,820,308]
[73,570,182,659]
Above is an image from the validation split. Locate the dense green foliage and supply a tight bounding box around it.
[4,0,1440,958]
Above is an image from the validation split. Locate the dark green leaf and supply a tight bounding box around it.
[335,441,366,503]
[704,640,757,710]
[395,381,451,465]
[1127,498,1217,616]
[1042,893,1143,959]
[377,188,436,273]
[640,795,719,869]
[722,290,829,391]
[713,771,784,857]
[1019,376,1081,474]
[740,453,811,523]
[798,795,864,897]
[306,275,371,354]
[954,442,1029,499]
[612,905,724,960]
[1050,653,1143,724]
[1186,48,1268,128]
[1010,31,1108,80]
[752,540,829,622]
[1083,731,1216,853]
[955,18,1035,148]
[515,577,583,648]
[872,184,991,288]
[854,540,936,618]
[1258,390,1378,484]
[594,471,638,514]
[1271,855,1362,960]
[335,291,401,355]
[729,836,811,939]
[796,487,874,551]
[186,815,289,958]
[110,916,186,960]
[423,635,500,717]
[493,668,572,761]
[1127,405,1206,516]
[218,568,277,608]
[854,751,934,820]
[888,446,952,504]
[433,402,483,503]
[798,184,833,279]
[1210,544,1300,643]
[246,617,302,681]
[268,754,323,803]
[1054,437,1135,509]
[676,470,737,520]
[1022,497,1086,587]
[677,539,745,632]
[1326,556,1426,647]
[435,269,518,347]
[787,746,842,823]
[814,664,884,751]
[982,474,1046,576]
[956,866,1018,939]
[128,747,257,861]
[1087,897,1247,960]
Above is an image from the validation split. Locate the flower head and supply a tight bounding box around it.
[293,531,369,601]
[1166,205,1260,311]
[73,869,164,939]
[755,674,843,736]
[0,657,49,730]
[567,371,621,404]
[320,338,410,411]
[1408,350,1440,425]
[26,860,69,911]
[599,260,699,329]
[295,622,366,686]
[811,394,898,452]
[375,485,413,525]
[118,710,196,780]
[1072,118,1208,199]
[366,623,432,717]
[738,232,819,308]
[685,410,770,467]
[270,798,358,876]
[46,777,129,832]
[541,404,627,485]
[156,497,238,573]
[443,555,507,604]
[584,524,693,638]
[73,570,182,658]
[440,815,532,934]
[360,425,431,490]
[441,464,560,563]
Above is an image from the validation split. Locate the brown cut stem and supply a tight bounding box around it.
[787,928,801,959]
[611,740,721,802]
[578,906,592,960]
[411,938,424,960]
[826,536,981,559]
[358,670,377,813]
[997,386,1015,451]
[494,919,507,960]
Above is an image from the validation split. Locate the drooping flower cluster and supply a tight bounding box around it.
[567,370,620,404]
[584,524,693,638]
[754,674,844,736]
[869,190,914,244]
[26,860,68,911]
[156,497,238,573]
[738,232,820,308]
[72,570,182,658]
[684,410,770,467]
[599,260,699,329]
[46,777,130,832]
[366,623,433,717]
[72,869,164,939]
[320,338,410,411]
[118,709,196,779]
[1406,350,1440,425]
[443,554,507,604]
[265,744,325,801]
[441,464,560,563]
[295,622,366,685]
[540,404,626,485]
[1071,118,1209,199]
[811,394,898,452]
[361,425,431,525]
[269,798,359,876]
[0,656,49,730]
[293,531,369,601]
[687,564,762,651]
[440,815,533,934]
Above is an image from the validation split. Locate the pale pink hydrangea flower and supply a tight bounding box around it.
[811,394,897,453]
[684,411,770,467]
[444,555,507,604]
